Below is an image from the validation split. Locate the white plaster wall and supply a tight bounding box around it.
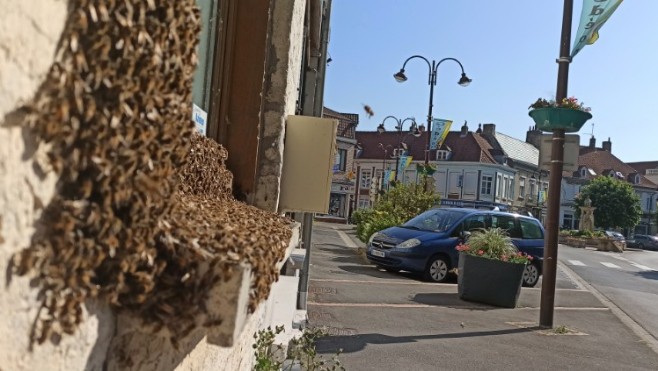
[0,1,117,370]
[107,274,305,371]
[254,0,307,212]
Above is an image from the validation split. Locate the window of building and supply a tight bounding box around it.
[496,175,503,197]
[502,177,508,199]
[360,170,372,189]
[518,177,526,199]
[358,198,371,209]
[580,167,587,177]
[403,169,416,184]
[334,148,347,172]
[563,214,574,229]
[481,175,493,195]
[191,0,221,135]
[509,179,515,199]
[647,169,658,175]
[436,150,450,161]
[529,180,536,200]
[393,148,405,158]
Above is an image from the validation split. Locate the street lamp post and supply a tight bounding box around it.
[377,116,421,182]
[393,56,472,164]
[377,143,393,191]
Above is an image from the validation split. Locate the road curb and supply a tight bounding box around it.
[558,261,658,355]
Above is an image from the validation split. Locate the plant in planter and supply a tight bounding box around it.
[456,228,533,308]
[528,96,592,132]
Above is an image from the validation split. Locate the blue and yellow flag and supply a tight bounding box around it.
[571,0,623,58]
[429,119,452,150]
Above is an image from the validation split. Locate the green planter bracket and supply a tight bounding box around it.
[528,107,592,133]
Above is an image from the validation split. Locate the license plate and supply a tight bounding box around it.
[371,249,385,258]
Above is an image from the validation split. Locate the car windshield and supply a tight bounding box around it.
[402,209,468,232]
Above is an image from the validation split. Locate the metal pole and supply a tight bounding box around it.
[540,0,573,328]
[297,0,332,310]
[425,61,436,165]
[297,212,314,310]
[394,151,400,182]
[382,151,387,191]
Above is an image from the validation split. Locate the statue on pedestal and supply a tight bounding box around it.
[579,197,596,232]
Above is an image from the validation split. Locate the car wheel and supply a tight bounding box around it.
[424,255,450,283]
[637,243,645,250]
[522,263,540,287]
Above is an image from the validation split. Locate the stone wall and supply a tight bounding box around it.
[0,1,117,370]
[1,0,307,369]
[254,0,306,212]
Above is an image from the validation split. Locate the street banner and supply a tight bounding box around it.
[430,119,452,150]
[397,155,413,181]
[397,153,408,176]
[571,0,623,57]
[383,169,391,186]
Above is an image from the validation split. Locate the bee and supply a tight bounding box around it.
[362,104,374,118]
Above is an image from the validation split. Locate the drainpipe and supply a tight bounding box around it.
[297,0,332,310]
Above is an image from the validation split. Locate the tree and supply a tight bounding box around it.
[352,182,440,242]
[574,176,641,230]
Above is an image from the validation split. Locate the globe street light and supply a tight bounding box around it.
[393,56,471,164]
[377,116,421,181]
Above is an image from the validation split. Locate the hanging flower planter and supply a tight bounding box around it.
[528,97,592,133]
[528,107,592,133]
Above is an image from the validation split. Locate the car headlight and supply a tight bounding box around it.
[397,238,421,249]
[368,233,380,245]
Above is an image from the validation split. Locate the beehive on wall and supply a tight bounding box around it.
[11,0,292,345]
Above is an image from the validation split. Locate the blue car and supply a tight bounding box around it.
[366,208,545,287]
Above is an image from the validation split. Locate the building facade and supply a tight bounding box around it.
[354,123,517,212]
[322,108,359,222]
[559,138,658,235]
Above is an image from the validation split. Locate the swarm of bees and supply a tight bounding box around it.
[12,0,292,348]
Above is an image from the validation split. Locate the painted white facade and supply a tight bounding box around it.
[354,159,517,211]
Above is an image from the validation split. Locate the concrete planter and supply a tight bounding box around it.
[457,253,525,308]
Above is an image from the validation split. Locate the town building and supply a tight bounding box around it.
[353,122,517,212]
[321,108,359,222]
[560,137,658,235]
[479,124,546,220]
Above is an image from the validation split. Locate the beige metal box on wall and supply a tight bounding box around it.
[279,115,338,213]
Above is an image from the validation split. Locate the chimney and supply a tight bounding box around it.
[525,125,541,149]
[589,136,596,148]
[460,120,469,137]
[482,123,496,136]
[602,137,612,152]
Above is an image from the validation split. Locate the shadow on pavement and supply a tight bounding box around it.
[412,293,498,310]
[315,326,540,354]
[635,270,658,281]
[336,264,425,281]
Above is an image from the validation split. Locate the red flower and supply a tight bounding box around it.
[477,250,484,256]
[456,244,470,252]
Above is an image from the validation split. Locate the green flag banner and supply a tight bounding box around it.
[571,0,623,58]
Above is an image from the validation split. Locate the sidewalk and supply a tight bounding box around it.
[309,222,658,370]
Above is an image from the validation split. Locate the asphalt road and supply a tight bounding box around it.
[558,245,658,341]
[306,223,658,370]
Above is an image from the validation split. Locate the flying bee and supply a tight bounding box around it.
[363,104,374,118]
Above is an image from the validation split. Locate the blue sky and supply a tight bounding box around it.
[324,1,657,163]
